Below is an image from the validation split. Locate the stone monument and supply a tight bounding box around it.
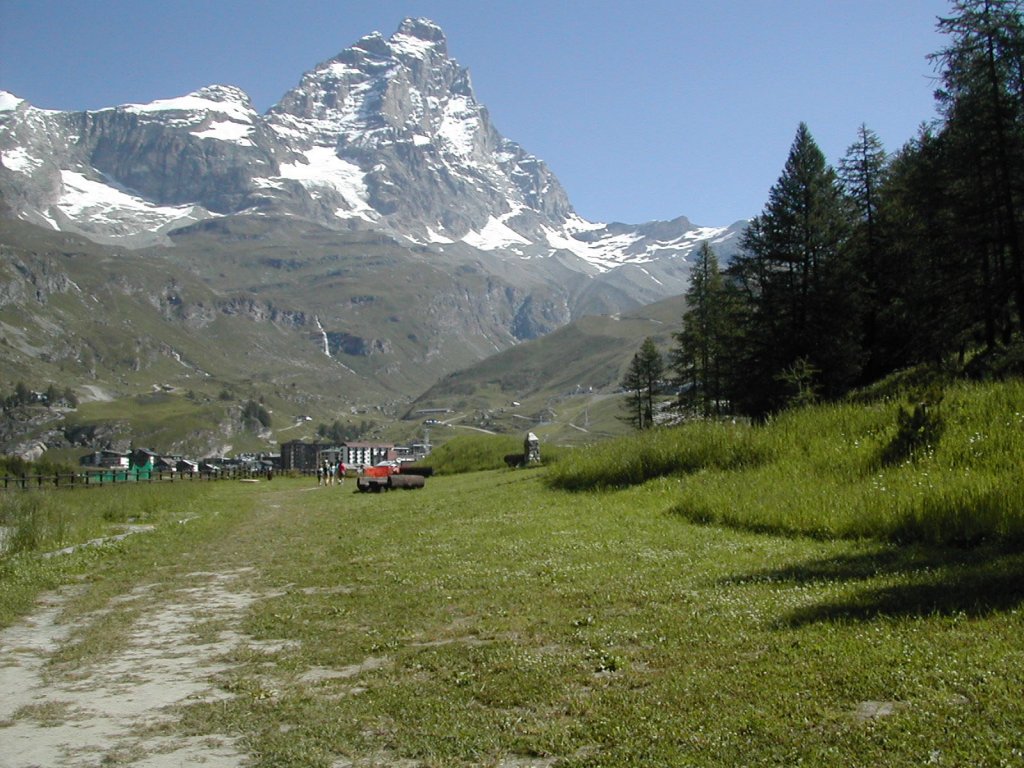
[524,432,540,465]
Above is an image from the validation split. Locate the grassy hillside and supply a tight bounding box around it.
[404,295,685,445]
[2,216,690,458]
[548,377,1024,546]
[0,219,412,455]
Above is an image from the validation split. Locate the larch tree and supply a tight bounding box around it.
[672,242,731,417]
[728,123,858,415]
[621,337,664,430]
[839,124,890,380]
[871,128,969,370]
[931,0,1024,342]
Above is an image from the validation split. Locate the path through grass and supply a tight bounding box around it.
[2,473,1023,766]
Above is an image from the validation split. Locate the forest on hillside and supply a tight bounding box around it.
[657,0,1024,421]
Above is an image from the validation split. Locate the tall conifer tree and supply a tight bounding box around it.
[672,242,730,416]
[839,124,890,379]
[621,337,664,429]
[931,0,1024,340]
[729,123,858,415]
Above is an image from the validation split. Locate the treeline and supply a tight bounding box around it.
[669,1,1024,419]
[316,419,377,444]
[0,454,75,477]
[2,381,79,412]
[241,399,272,429]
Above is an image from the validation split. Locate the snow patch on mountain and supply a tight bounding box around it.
[119,86,256,123]
[191,119,255,146]
[57,171,209,233]
[462,215,531,250]
[425,227,453,244]
[536,218,742,272]
[275,147,377,220]
[543,225,643,270]
[1,147,42,174]
[0,92,25,112]
[438,95,479,159]
[390,29,442,58]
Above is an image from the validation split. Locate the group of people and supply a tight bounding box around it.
[317,458,346,486]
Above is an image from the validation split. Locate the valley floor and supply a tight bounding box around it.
[1,473,1022,767]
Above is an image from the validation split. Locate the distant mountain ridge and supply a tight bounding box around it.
[0,18,743,272]
[0,19,745,457]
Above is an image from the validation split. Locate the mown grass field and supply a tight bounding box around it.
[1,467,1022,765]
[3,378,1024,766]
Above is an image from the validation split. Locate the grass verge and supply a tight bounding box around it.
[425,433,565,474]
[547,379,1024,545]
[0,421,1022,765]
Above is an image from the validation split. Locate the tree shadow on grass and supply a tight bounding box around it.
[722,544,1024,627]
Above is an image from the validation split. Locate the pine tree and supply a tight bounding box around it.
[840,125,888,233]
[728,123,858,415]
[672,242,730,416]
[873,128,981,370]
[931,0,1024,340]
[839,124,890,379]
[621,337,664,429]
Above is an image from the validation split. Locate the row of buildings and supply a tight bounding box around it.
[79,440,427,474]
[280,440,428,471]
[79,448,278,475]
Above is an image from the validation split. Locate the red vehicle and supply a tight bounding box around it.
[356,462,425,492]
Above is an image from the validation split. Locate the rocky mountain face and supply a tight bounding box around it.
[0,19,746,455]
[1,18,742,269]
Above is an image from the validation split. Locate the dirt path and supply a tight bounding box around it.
[0,568,268,767]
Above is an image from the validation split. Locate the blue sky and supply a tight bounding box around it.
[1,0,950,226]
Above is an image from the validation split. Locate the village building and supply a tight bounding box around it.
[341,442,396,468]
[153,456,177,473]
[130,448,159,469]
[281,440,400,470]
[280,440,329,471]
[79,449,130,469]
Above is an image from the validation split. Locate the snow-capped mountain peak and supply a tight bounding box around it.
[383,17,448,57]
[112,85,260,148]
[258,18,574,244]
[0,18,742,282]
[119,84,255,115]
[0,91,26,112]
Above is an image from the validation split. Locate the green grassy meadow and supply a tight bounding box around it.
[548,379,1024,546]
[2,414,1023,768]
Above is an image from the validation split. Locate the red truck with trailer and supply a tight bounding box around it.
[356,462,427,492]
